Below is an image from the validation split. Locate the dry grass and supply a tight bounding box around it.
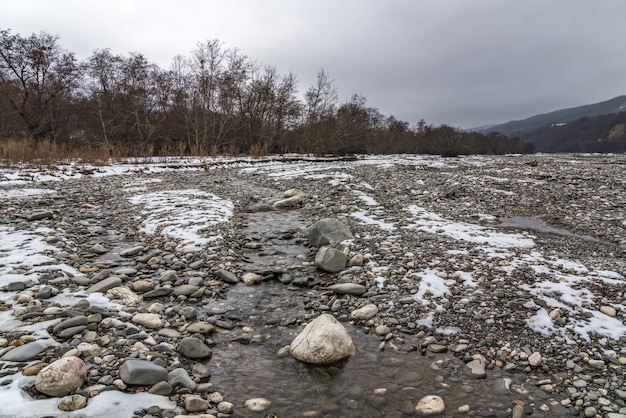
[0,137,112,165]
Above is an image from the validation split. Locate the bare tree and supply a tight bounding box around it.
[0,29,81,140]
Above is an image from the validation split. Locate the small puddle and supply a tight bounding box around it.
[498,216,603,243]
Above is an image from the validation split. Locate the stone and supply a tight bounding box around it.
[119,245,144,257]
[244,398,271,411]
[192,363,212,379]
[217,269,239,283]
[273,189,304,208]
[178,337,212,359]
[148,381,173,395]
[58,394,87,411]
[132,312,162,329]
[90,243,108,254]
[119,359,168,385]
[23,362,49,376]
[133,280,155,292]
[159,270,178,283]
[27,211,54,221]
[35,356,87,397]
[174,284,200,296]
[415,395,445,415]
[242,272,263,285]
[158,328,181,339]
[512,404,524,418]
[144,287,172,298]
[315,246,348,272]
[529,351,542,366]
[290,314,355,365]
[169,368,197,390]
[186,322,215,334]
[465,359,486,378]
[86,276,122,293]
[107,286,141,307]
[114,267,138,276]
[329,283,367,296]
[306,218,354,247]
[1,341,45,361]
[347,254,364,267]
[184,395,209,412]
[600,305,617,317]
[375,325,391,336]
[53,316,88,335]
[350,304,379,320]
[217,401,234,414]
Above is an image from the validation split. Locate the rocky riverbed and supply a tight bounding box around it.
[0,154,625,418]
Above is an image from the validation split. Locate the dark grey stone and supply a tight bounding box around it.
[119,359,168,385]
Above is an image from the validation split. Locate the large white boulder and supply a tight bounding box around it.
[290,314,355,365]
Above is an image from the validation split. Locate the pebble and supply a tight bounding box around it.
[35,356,87,397]
[178,337,212,359]
[415,395,445,415]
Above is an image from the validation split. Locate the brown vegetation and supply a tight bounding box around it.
[0,29,535,161]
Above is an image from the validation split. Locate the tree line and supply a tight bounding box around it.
[0,29,534,157]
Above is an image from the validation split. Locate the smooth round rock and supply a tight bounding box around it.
[35,356,87,397]
[415,395,445,415]
[178,337,212,359]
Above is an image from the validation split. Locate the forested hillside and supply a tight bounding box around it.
[0,29,533,158]
[521,111,626,153]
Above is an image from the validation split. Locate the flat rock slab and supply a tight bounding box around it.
[86,276,122,293]
[1,342,45,361]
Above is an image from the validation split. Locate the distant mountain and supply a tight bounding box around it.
[469,95,626,137]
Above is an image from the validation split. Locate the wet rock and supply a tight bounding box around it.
[329,283,367,296]
[315,246,348,272]
[242,272,263,285]
[1,341,45,361]
[290,313,355,364]
[57,394,87,411]
[86,276,122,293]
[119,359,168,385]
[53,316,88,335]
[217,401,234,414]
[244,397,271,411]
[217,269,239,283]
[415,395,445,415]
[184,395,209,412]
[465,359,486,379]
[306,218,354,247]
[35,356,87,397]
[132,312,163,329]
[178,337,212,359]
[169,368,197,390]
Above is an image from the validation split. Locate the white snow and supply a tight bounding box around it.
[128,189,234,251]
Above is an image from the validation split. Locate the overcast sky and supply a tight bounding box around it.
[2,0,625,128]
